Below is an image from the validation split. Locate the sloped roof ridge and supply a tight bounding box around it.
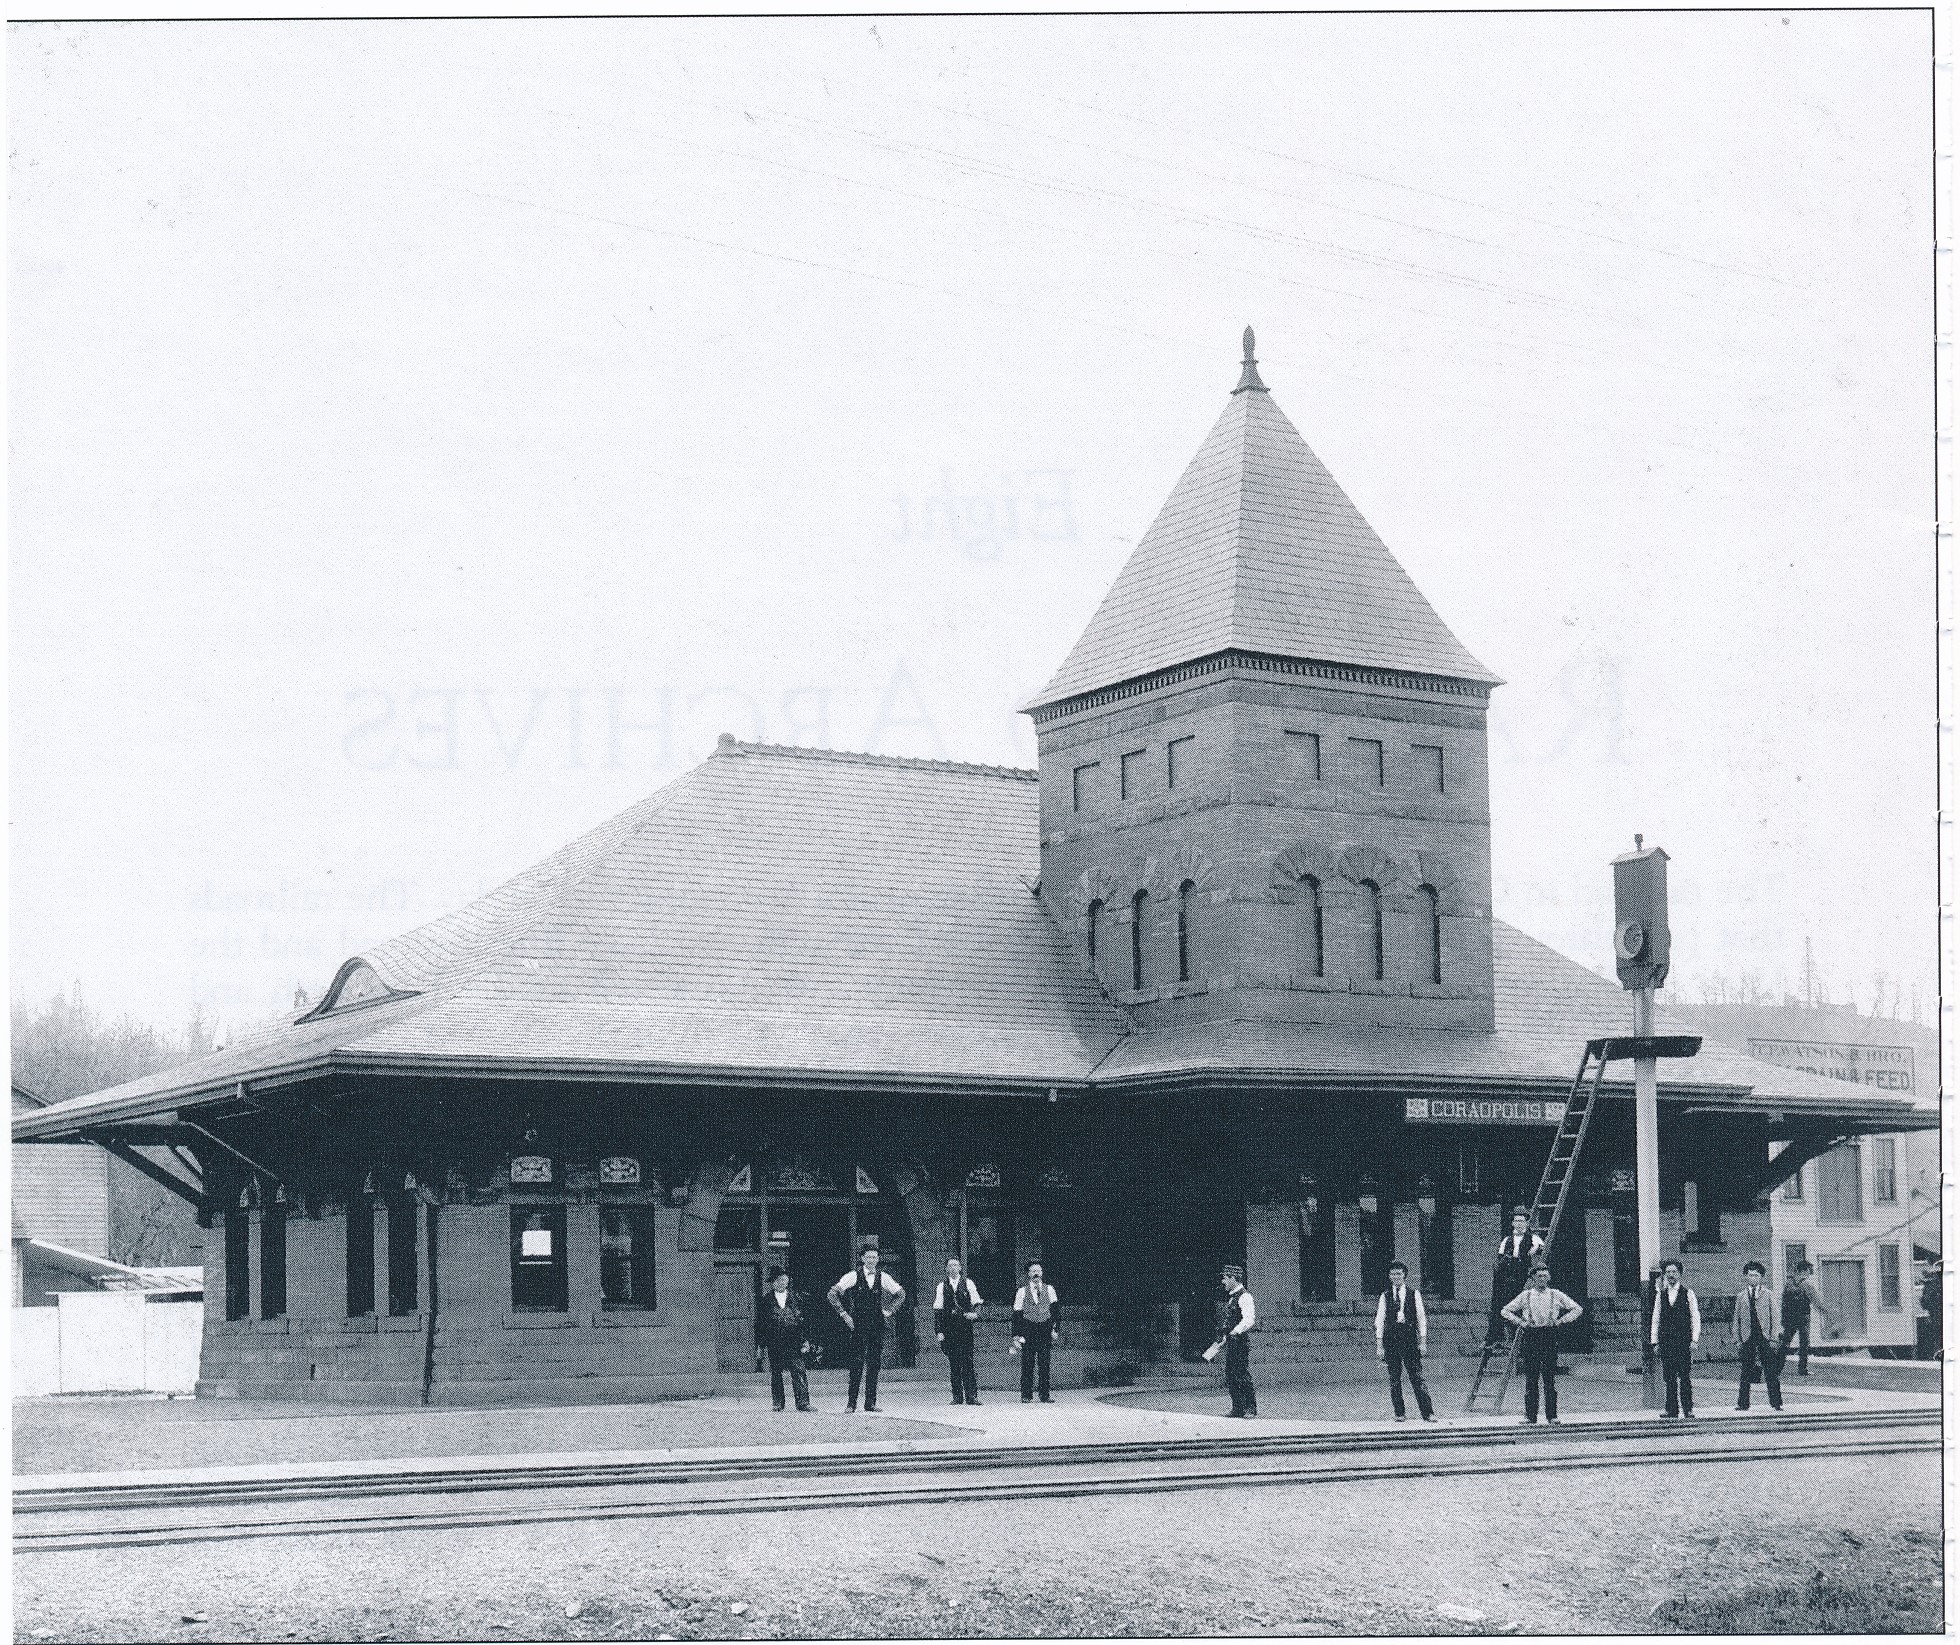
[357,764,711,995]
[718,738,1036,782]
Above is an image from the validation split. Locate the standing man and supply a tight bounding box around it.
[1734,1259,1783,1412]
[1374,1259,1435,1422]
[1212,1264,1258,1418]
[755,1267,813,1413]
[828,1244,906,1413]
[1011,1261,1061,1403]
[1487,1208,1545,1346]
[1648,1258,1701,1419]
[1779,1260,1830,1376]
[1501,1262,1583,1425]
[933,1256,983,1406]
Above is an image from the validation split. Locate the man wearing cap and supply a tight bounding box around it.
[1648,1258,1701,1418]
[1487,1208,1545,1347]
[828,1244,906,1413]
[755,1266,813,1413]
[1501,1261,1583,1424]
[1374,1259,1435,1422]
[1733,1259,1784,1412]
[1212,1265,1258,1418]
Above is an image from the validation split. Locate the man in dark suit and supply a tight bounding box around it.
[1487,1208,1545,1346]
[1733,1259,1783,1412]
[755,1267,812,1413]
[1648,1258,1700,1418]
[932,1256,984,1406]
[828,1244,906,1413]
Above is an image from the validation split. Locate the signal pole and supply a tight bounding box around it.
[1612,836,1672,1408]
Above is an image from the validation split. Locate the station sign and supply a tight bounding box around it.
[1404,1097,1567,1127]
[1746,1038,1915,1095]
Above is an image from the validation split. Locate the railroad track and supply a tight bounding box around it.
[14,1406,1936,1554]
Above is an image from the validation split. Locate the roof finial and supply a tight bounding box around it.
[1233,325,1267,395]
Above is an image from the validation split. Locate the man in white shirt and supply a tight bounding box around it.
[1374,1259,1435,1422]
[1500,1262,1583,1425]
[1648,1257,1701,1419]
[1011,1262,1061,1403]
[1214,1265,1258,1417]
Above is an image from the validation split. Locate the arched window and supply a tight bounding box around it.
[1301,875,1324,979]
[1131,889,1148,990]
[1418,885,1442,984]
[1086,899,1103,968]
[1361,879,1384,981]
[1177,879,1195,983]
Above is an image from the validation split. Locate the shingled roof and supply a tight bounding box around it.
[1027,332,1498,713]
[14,743,1918,1137]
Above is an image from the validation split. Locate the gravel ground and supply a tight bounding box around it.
[13,1398,966,1476]
[12,1445,1940,1639]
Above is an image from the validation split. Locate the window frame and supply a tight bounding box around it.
[387,1194,420,1317]
[1360,878,1385,981]
[1286,729,1322,781]
[1348,736,1385,788]
[1872,1137,1897,1204]
[1131,889,1148,990]
[1166,735,1194,789]
[258,1205,288,1321]
[1119,748,1145,801]
[1418,884,1443,985]
[1301,874,1324,979]
[1070,762,1099,814]
[1411,743,1445,794]
[511,1204,571,1313]
[224,1211,251,1322]
[345,1195,376,1319]
[600,1204,659,1312]
[1878,1243,1903,1310]
[1176,879,1195,984]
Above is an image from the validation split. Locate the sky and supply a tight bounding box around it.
[9,13,1935,1041]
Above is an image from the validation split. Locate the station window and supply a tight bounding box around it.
[1119,748,1146,800]
[1412,744,1445,794]
[224,1212,251,1321]
[601,1206,658,1310]
[259,1206,288,1320]
[1130,889,1148,990]
[1348,737,1385,788]
[1781,1162,1805,1201]
[1418,885,1443,985]
[1301,876,1324,978]
[1360,879,1385,981]
[1086,898,1103,968]
[1879,1243,1903,1310]
[1873,1138,1897,1203]
[1176,879,1195,983]
[388,1196,420,1316]
[346,1196,375,1318]
[511,1206,569,1312]
[1286,730,1321,780]
[1071,762,1099,814]
[961,1201,1015,1303]
[1166,736,1194,789]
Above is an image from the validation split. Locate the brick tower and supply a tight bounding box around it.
[1025,330,1501,1033]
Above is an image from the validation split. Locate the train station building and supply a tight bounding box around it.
[14,335,1921,1403]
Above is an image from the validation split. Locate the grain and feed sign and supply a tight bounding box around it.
[1746,1038,1915,1095]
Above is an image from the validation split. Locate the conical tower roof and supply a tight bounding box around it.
[1028,331,1498,712]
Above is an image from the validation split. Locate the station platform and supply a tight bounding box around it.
[14,1366,1939,1494]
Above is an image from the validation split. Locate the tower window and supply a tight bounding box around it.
[1119,749,1145,800]
[1349,738,1385,788]
[1286,730,1321,780]
[1086,898,1103,967]
[1131,889,1148,990]
[1361,879,1384,981]
[1418,885,1443,985]
[1071,762,1099,814]
[1302,875,1324,978]
[1166,736,1194,789]
[1177,880,1195,983]
[1412,744,1445,793]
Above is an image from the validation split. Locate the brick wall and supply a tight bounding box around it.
[1036,667,1495,1034]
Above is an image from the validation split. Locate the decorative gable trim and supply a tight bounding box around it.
[298,957,421,1022]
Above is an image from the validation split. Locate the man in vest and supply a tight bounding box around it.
[1011,1261,1061,1403]
[932,1256,984,1406]
[827,1244,906,1413]
[1500,1261,1583,1424]
[755,1267,813,1413]
[1487,1207,1545,1345]
[1374,1259,1435,1422]
[1213,1264,1258,1418]
[1648,1258,1701,1418]
[1733,1259,1784,1412]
